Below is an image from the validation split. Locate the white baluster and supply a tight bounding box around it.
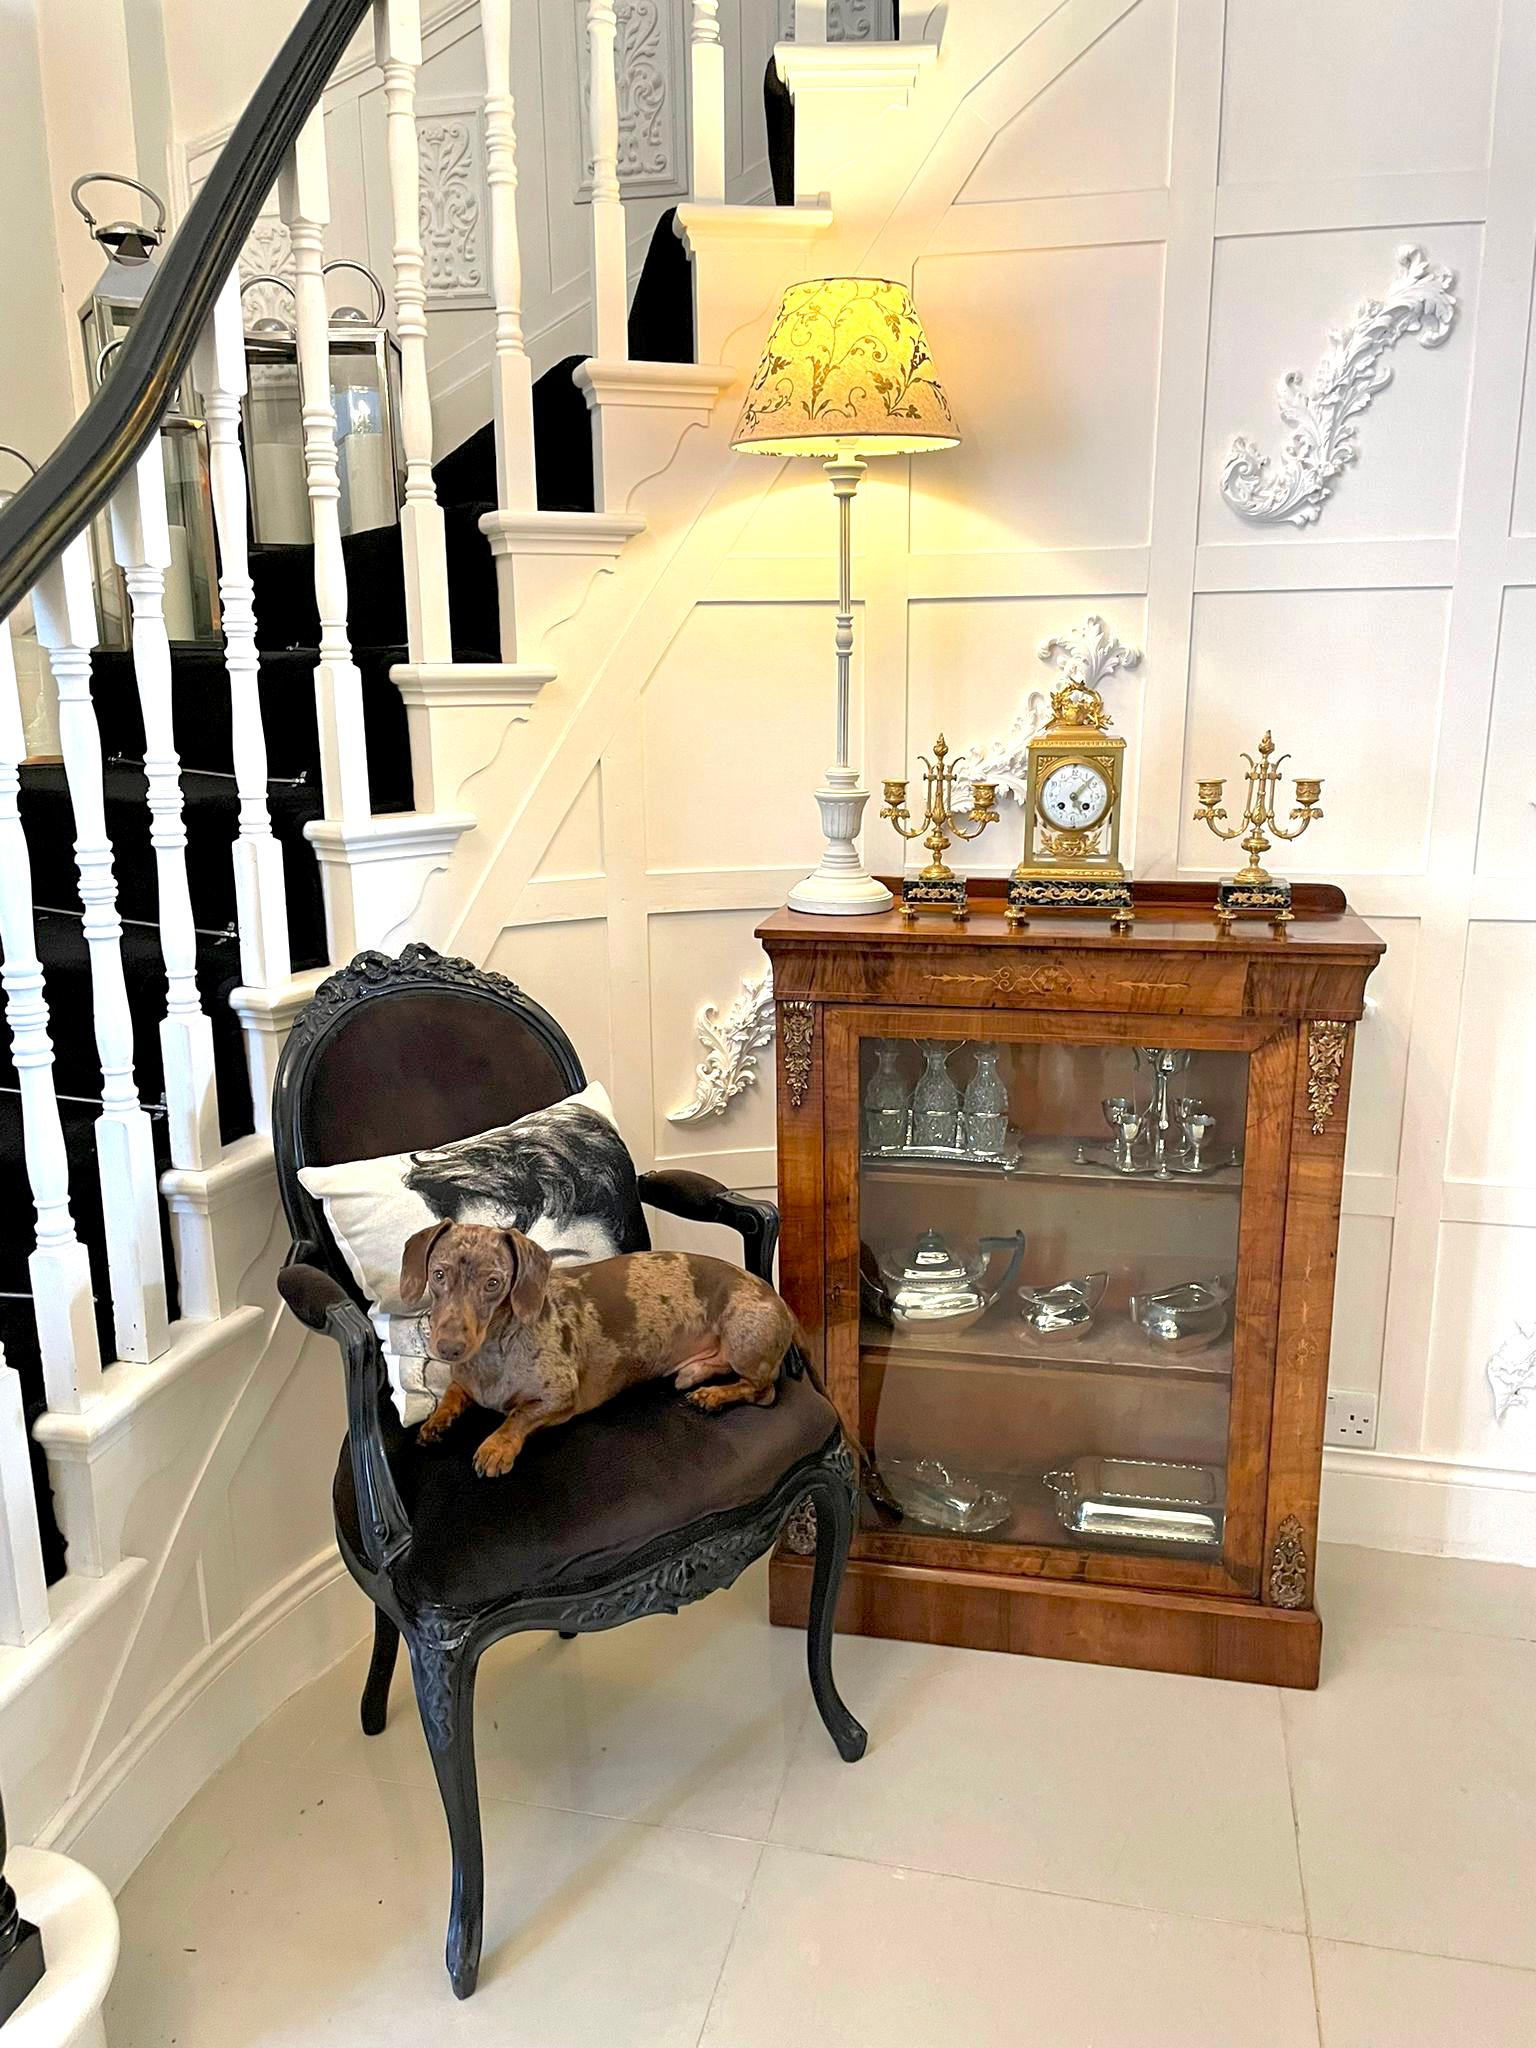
[585,0,629,361]
[375,0,453,662]
[109,440,221,1173]
[690,2,726,202]
[196,274,292,995]
[0,1347,48,1646]
[30,536,169,1367]
[0,616,102,1415]
[279,109,374,831]
[481,0,538,511]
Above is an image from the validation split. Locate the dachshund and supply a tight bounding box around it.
[398,1221,797,1477]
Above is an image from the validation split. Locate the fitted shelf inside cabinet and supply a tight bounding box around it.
[862,1136,1244,1196]
[859,1316,1234,1386]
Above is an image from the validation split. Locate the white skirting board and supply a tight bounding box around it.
[41,1551,368,1895]
[1319,1448,1536,1566]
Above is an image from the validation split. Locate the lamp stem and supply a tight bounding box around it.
[833,458,857,770]
[785,453,892,917]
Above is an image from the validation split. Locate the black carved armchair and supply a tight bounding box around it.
[272,945,863,1999]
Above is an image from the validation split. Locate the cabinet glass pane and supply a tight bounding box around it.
[857,1033,1247,1560]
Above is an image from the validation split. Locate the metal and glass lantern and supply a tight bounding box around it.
[72,173,221,647]
[239,261,404,544]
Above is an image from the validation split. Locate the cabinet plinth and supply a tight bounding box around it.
[759,881,1384,1689]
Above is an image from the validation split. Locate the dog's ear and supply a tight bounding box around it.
[504,1229,552,1320]
[399,1219,450,1309]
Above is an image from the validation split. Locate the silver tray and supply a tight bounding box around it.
[1042,1457,1224,1550]
[863,1132,1023,1173]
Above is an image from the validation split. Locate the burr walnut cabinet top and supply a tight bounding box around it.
[757,882,1384,1022]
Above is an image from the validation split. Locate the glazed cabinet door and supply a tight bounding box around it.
[824,1006,1297,1598]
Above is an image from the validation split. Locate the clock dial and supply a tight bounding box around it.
[1039,760,1111,831]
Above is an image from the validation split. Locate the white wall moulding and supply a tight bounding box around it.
[667,965,775,1122]
[236,216,295,330]
[1488,1318,1536,1423]
[416,103,490,307]
[392,660,555,812]
[1219,244,1461,528]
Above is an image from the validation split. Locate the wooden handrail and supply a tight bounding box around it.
[0,0,372,622]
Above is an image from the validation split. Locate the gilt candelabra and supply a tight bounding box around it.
[1193,729,1324,926]
[882,734,999,921]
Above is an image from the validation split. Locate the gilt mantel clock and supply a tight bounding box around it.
[1007,678,1133,927]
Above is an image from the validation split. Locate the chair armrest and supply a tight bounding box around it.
[279,1246,412,1577]
[637,1169,780,1286]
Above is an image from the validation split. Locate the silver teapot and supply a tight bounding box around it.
[1018,1270,1108,1342]
[876,1228,1027,1333]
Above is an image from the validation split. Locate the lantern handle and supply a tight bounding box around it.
[321,260,387,327]
[0,447,38,486]
[69,172,168,239]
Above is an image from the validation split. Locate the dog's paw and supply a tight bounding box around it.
[473,1435,521,1478]
[686,1383,738,1412]
[417,1415,449,1444]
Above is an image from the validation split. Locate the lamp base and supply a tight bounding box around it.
[787,770,893,917]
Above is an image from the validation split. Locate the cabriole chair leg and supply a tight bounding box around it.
[407,1625,485,1999]
[803,1474,868,1762]
[361,1609,400,1735]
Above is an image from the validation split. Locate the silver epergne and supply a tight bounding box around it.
[1084,1046,1239,1179]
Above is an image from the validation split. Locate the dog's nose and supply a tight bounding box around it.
[436,1336,466,1361]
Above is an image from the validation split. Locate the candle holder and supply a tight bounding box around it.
[882,734,1000,922]
[1193,729,1324,928]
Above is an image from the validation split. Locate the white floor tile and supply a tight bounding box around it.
[1316,1543,1536,1649]
[295,1561,811,1840]
[105,1745,761,2048]
[700,1844,1320,2048]
[1313,1939,1536,2047]
[771,1632,1306,1928]
[1283,1622,1536,1967]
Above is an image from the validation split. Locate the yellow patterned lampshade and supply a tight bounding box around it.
[731,276,959,458]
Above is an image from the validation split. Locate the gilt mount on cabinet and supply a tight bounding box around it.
[760,879,1384,1690]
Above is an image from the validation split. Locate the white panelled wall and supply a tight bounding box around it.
[429,0,1536,1563]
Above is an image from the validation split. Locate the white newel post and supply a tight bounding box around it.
[197,272,292,1010]
[690,2,726,202]
[31,535,170,1367]
[0,1346,48,1646]
[281,108,374,958]
[110,440,222,1175]
[375,0,454,663]
[0,618,102,1415]
[481,0,538,512]
[585,0,629,361]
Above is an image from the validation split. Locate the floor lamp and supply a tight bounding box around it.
[732,278,960,915]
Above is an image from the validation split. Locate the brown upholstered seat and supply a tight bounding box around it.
[334,1374,839,1609]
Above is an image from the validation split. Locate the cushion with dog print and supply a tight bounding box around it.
[298,1081,645,1420]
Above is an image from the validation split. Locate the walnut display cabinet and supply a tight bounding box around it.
[760,883,1384,1689]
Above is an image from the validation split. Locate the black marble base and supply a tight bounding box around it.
[900,873,969,920]
[0,1914,45,2026]
[1217,876,1293,916]
[1007,874,1134,920]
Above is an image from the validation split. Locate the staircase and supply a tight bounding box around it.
[0,0,929,1878]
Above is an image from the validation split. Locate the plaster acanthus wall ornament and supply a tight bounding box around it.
[417,111,489,305]
[1220,244,1459,527]
[951,615,1141,809]
[579,0,683,199]
[666,967,776,1123]
[1488,1317,1536,1423]
[778,0,895,34]
[238,217,296,328]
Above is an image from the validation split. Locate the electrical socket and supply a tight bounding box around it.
[1325,1391,1378,1448]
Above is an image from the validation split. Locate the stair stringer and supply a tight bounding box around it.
[415,0,1148,968]
[7,1158,361,1889]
